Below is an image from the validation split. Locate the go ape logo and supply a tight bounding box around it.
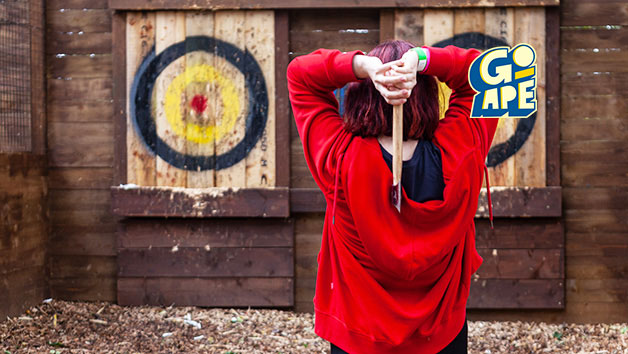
[469,43,537,118]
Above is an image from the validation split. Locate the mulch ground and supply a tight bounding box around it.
[1,299,626,353]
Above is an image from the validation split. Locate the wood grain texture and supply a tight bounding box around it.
[274,11,291,187]
[118,247,293,277]
[476,248,563,279]
[394,9,423,45]
[468,279,564,309]
[215,11,246,187]
[126,12,156,186]
[118,277,293,307]
[545,6,560,186]
[513,7,546,187]
[184,12,215,188]
[119,218,294,248]
[109,0,561,10]
[113,12,127,185]
[484,7,515,186]
[155,12,187,187]
[244,10,276,188]
[111,186,290,217]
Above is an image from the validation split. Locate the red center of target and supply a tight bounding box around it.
[190,94,208,115]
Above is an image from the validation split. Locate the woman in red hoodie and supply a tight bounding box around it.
[287,40,499,354]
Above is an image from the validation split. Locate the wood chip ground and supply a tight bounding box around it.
[1,300,626,353]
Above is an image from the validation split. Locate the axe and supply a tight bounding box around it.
[391,104,403,212]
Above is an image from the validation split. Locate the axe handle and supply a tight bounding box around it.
[392,104,403,186]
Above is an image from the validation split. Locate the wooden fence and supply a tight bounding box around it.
[38,0,628,323]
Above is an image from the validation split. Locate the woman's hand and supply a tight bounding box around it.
[352,53,418,105]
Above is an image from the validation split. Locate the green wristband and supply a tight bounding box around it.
[412,47,428,72]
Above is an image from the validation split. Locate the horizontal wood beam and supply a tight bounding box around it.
[109,0,559,10]
[467,279,564,309]
[111,186,289,217]
[290,186,562,217]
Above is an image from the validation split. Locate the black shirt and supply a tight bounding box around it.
[379,140,446,203]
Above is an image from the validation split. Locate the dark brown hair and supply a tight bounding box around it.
[343,40,440,141]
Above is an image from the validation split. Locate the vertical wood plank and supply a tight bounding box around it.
[185,11,215,188]
[423,10,454,119]
[394,9,424,45]
[215,10,246,187]
[245,10,275,187]
[485,7,515,187]
[423,9,453,46]
[126,12,156,185]
[113,12,127,185]
[155,11,187,187]
[379,9,394,43]
[454,8,485,34]
[274,10,290,187]
[514,7,546,187]
[545,6,560,187]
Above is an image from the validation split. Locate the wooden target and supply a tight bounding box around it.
[126,11,276,188]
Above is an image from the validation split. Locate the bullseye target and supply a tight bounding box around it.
[130,35,268,171]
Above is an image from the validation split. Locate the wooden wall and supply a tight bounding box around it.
[46,0,117,301]
[0,155,48,319]
[44,0,628,323]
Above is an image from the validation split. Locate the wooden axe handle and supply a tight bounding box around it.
[392,104,403,187]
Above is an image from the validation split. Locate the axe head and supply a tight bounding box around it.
[391,182,401,213]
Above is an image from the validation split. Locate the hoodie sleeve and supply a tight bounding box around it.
[422,45,500,160]
[287,49,364,193]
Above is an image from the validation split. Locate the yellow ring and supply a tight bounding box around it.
[163,64,241,144]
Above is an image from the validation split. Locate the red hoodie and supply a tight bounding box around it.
[287,45,499,354]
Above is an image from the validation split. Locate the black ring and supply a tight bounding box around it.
[433,32,536,168]
[130,35,268,171]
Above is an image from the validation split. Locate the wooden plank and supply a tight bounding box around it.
[49,167,112,189]
[46,9,112,33]
[47,122,113,167]
[47,77,112,101]
[47,54,112,78]
[0,267,47,320]
[289,30,379,57]
[423,9,454,46]
[290,186,562,217]
[214,11,246,187]
[111,186,290,217]
[562,51,628,73]
[109,0,561,10]
[47,0,109,9]
[184,11,215,188]
[244,10,275,187]
[126,12,156,186]
[563,186,628,210]
[476,186,561,217]
[275,11,290,187]
[567,279,628,303]
[561,0,628,26]
[454,8,484,34]
[562,117,628,141]
[118,247,293,277]
[118,277,293,307]
[46,32,112,55]
[565,209,628,234]
[567,255,628,279]
[476,248,563,279]
[119,218,294,248]
[562,72,628,97]
[113,12,127,185]
[562,27,628,50]
[49,228,116,256]
[155,12,187,187]
[467,279,564,309]
[394,10,423,45]
[485,7,515,187]
[475,218,563,249]
[545,6,560,186]
[47,101,114,123]
[566,232,628,257]
[379,9,394,43]
[49,255,117,278]
[513,7,545,187]
[49,277,116,302]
